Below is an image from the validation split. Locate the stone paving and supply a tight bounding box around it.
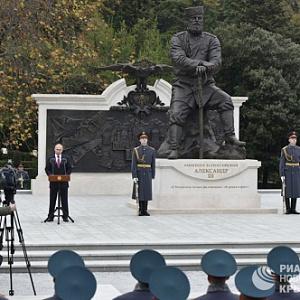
[1,190,300,299]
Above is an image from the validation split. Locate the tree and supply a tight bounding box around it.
[217,0,290,32]
[214,23,300,187]
[0,0,108,150]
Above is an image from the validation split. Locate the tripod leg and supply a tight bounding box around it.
[6,213,15,296]
[13,210,36,295]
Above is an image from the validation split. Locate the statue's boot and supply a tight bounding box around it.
[285,198,291,214]
[220,110,246,147]
[291,198,300,214]
[168,124,183,159]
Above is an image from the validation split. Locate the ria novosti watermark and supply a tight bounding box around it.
[252,266,300,294]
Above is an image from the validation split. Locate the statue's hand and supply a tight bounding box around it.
[201,61,215,74]
[196,66,206,75]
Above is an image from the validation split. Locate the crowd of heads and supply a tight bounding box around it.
[121,245,300,300]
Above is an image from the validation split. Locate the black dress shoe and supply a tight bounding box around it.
[63,218,69,222]
[46,217,54,222]
[143,211,150,216]
[290,210,300,214]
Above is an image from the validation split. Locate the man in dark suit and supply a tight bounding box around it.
[45,143,72,222]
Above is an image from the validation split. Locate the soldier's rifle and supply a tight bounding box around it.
[135,181,140,216]
[282,180,286,214]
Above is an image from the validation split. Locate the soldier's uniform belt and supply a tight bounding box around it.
[285,163,300,166]
[137,164,151,168]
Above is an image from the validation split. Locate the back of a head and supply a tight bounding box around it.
[149,266,190,300]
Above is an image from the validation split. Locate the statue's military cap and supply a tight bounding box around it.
[185,6,204,17]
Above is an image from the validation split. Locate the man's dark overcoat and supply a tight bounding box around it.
[131,145,155,201]
[279,145,300,198]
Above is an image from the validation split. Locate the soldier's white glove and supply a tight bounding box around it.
[281,176,285,183]
[133,178,138,183]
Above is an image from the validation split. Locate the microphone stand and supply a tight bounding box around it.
[54,158,73,224]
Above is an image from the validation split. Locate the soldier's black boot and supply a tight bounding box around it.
[143,201,150,216]
[139,201,143,216]
[291,198,300,214]
[285,198,291,214]
[220,110,246,147]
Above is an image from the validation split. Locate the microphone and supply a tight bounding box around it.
[62,158,67,174]
[50,158,55,174]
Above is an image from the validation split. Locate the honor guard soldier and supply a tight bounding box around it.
[132,132,156,216]
[113,249,166,300]
[279,131,300,214]
[193,249,238,299]
[267,246,300,299]
[235,266,275,299]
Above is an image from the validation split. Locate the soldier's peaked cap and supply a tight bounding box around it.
[138,131,148,139]
[267,246,300,276]
[235,266,275,298]
[55,266,97,300]
[186,6,204,17]
[149,266,190,300]
[288,131,298,138]
[201,249,237,277]
[130,249,166,283]
[48,250,85,278]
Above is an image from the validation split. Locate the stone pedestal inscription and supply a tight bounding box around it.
[152,159,262,210]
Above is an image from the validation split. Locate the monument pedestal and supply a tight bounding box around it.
[143,159,277,214]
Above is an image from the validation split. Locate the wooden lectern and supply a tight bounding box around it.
[48,174,70,182]
[45,174,74,224]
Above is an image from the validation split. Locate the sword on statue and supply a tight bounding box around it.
[197,66,207,159]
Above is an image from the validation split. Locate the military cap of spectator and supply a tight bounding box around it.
[48,249,85,278]
[149,266,190,300]
[55,265,97,300]
[201,249,237,277]
[130,249,166,284]
[235,266,275,299]
[267,245,300,276]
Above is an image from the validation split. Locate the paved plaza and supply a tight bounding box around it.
[0,190,300,299]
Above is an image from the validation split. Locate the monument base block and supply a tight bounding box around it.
[146,159,277,214]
